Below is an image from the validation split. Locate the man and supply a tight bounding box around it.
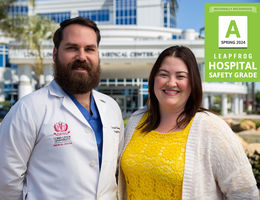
[0,17,124,200]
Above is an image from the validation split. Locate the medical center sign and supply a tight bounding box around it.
[205,3,260,82]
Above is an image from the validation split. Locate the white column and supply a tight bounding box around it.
[231,96,235,113]
[233,94,239,114]
[39,74,45,87]
[44,65,54,85]
[203,94,209,109]
[138,84,144,109]
[239,95,244,114]
[221,94,228,116]
[209,94,214,108]
[0,68,6,102]
[18,65,33,99]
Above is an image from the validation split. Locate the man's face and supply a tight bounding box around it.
[53,24,100,94]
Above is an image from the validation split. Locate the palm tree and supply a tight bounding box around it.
[1,15,57,88]
[0,0,16,20]
[0,0,57,88]
[0,0,35,20]
[27,0,35,8]
[170,0,178,14]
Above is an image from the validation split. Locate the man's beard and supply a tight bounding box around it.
[54,56,100,94]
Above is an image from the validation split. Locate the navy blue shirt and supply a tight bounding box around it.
[67,92,103,169]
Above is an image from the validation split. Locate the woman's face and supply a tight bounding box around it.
[154,56,191,113]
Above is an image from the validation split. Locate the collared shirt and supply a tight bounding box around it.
[67,92,103,169]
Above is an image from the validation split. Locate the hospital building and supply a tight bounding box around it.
[0,0,247,117]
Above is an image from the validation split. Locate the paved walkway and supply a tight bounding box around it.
[222,113,260,120]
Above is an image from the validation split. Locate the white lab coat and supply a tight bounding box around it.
[0,80,124,200]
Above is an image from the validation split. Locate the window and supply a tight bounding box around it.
[0,45,8,68]
[38,12,71,24]
[79,9,110,22]
[0,55,3,68]
[172,35,177,39]
[8,5,28,17]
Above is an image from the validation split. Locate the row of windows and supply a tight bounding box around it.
[115,0,137,25]
[7,2,178,37]
[115,0,137,7]
[8,4,136,25]
[116,18,136,25]
[79,9,109,22]
[39,9,111,24]
[38,12,70,24]
[7,1,178,28]
[8,5,28,17]
[116,9,136,17]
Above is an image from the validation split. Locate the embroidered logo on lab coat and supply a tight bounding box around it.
[53,122,72,146]
[54,122,70,135]
[112,126,120,134]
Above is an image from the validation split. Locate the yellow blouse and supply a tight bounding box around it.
[121,113,193,200]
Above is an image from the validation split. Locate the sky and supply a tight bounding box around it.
[175,0,260,91]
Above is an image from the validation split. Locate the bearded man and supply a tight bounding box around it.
[0,17,124,200]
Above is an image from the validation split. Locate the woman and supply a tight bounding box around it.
[118,46,259,200]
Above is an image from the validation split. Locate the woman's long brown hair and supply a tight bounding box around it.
[139,45,206,133]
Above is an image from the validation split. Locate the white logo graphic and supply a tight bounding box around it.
[218,16,247,48]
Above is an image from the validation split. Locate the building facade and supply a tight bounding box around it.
[0,0,247,117]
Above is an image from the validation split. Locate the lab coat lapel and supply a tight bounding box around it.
[62,96,90,126]
[92,93,111,159]
[93,91,118,192]
[92,90,109,128]
[48,80,90,127]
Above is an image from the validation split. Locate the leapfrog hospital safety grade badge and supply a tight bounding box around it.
[205,3,260,82]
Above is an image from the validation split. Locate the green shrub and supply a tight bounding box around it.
[0,101,11,106]
[210,107,221,115]
[252,120,260,129]
[247,151,260,188]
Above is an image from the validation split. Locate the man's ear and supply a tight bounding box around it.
[53,48,57,62]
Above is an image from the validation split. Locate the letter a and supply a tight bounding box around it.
[225,20,240,38]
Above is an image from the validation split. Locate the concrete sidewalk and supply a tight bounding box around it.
[222,113,260,120]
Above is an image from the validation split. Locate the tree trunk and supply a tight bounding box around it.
[246,82,249,113]
[252,82,255,113]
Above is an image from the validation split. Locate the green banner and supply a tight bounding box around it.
[205,3,260,82]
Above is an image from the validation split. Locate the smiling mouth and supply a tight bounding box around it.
[163,90,179,94]
[72,67,88,72]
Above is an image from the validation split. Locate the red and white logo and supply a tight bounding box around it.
[53,122,70,136]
